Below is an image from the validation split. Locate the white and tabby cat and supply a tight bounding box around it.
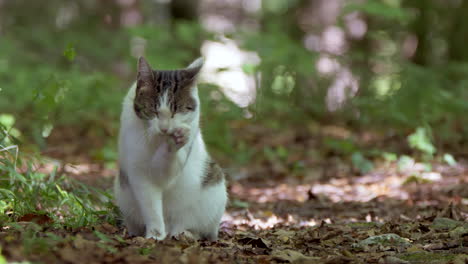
[114,56,227,241]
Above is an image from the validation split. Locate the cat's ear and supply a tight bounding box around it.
[183,57,204,81]
[137,56,154,86]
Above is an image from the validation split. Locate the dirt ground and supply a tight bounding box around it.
[1,125,467,264]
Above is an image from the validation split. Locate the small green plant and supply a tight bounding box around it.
[443,153,457,166]
[0,129,117,228]
[408,127,436,157]
[351,152,374,174]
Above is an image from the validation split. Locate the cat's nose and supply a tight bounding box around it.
[161,128,168,134]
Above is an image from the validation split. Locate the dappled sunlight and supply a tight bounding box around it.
[222,211,285,230]
[200,38,259,107]
[26,158,116,185]
[311,175,410,202]
[223,156,467,231]
[222,210,321,231]
[344,12,367,39]
[321,26,347,55]
[326,68,359,111]
[316,55,340,75]
[231,183,310,203]
[230,159,466,204]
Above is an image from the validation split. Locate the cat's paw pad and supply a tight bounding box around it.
[145,228,166,241]
[169,127,190,150]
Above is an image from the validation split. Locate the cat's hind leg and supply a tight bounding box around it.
[114,172,145,236]
[123,214,145,236]
[189,184,227,241]
[200,225,219,241]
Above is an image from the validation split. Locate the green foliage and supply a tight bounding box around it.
[271,67,296,96]
[0,0,467,178]
[127,22,207,69]
[324,138,357,155]
[351,152,374,174]
[403,175,433,185]
[242,20,319,118]
[263,0,300,14]
[0,1,128,147]
[407,127,436,156]
[343,1,411,22]
[236,0,468,150]
[443,153,457,166]
[397,155,415,171]
[0,132,117,227]
[382,152,398,162]
[198,84,245,162]
[0,249,5,264]
[264,146,289,162]
[63,43,77,62]
[0,38,124,147]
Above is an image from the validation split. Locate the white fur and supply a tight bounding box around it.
[187,57,204,69]
[114,61,227,240]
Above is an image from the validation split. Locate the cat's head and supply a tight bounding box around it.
[133,56,203,134]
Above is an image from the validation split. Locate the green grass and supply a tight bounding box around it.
[0,125,118,229]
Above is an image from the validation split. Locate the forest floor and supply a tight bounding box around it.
[1,124,467,264]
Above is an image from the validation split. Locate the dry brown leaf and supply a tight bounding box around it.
[237,236,270,249]
[18,213,53,225]
[271,249,320,263]
[379,256,409,264]
[59,245,82,264]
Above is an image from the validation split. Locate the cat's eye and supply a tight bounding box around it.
[186,106,195,111]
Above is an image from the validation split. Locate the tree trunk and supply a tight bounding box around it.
[447,1,468,62]
[170,0,199,21]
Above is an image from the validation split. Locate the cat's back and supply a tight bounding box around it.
[120,83,137,125]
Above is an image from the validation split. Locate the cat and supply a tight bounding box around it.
[114,56,227,241]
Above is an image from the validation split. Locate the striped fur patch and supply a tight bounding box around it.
[133,57,200,120]
[202,160,225,188]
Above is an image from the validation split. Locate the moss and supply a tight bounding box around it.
[398,252,457,264]
[431,218,464,231]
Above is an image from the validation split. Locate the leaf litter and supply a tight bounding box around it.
[1,125,467,263]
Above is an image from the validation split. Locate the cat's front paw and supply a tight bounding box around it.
[145,228,166,241]
[169,127,190,151]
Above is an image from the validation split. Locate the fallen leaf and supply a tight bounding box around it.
[95,223,118,234]
[453,254,468,264]
[431,217,464,231]
[406,245,423,253]
[271,249,319,263]
[237,236,270,249]
[273,229,295,243]
[324,256,353,264]
[59,245,81,264]
[18,213,53,225]
[73,234,94,250]
[449,225,468,238]
[231,199,250,209]
[379,256,409,264]
[356,234,411,248]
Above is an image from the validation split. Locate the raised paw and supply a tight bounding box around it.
[169,127,190,151]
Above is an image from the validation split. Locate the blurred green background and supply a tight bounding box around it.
[1,0,468,168]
